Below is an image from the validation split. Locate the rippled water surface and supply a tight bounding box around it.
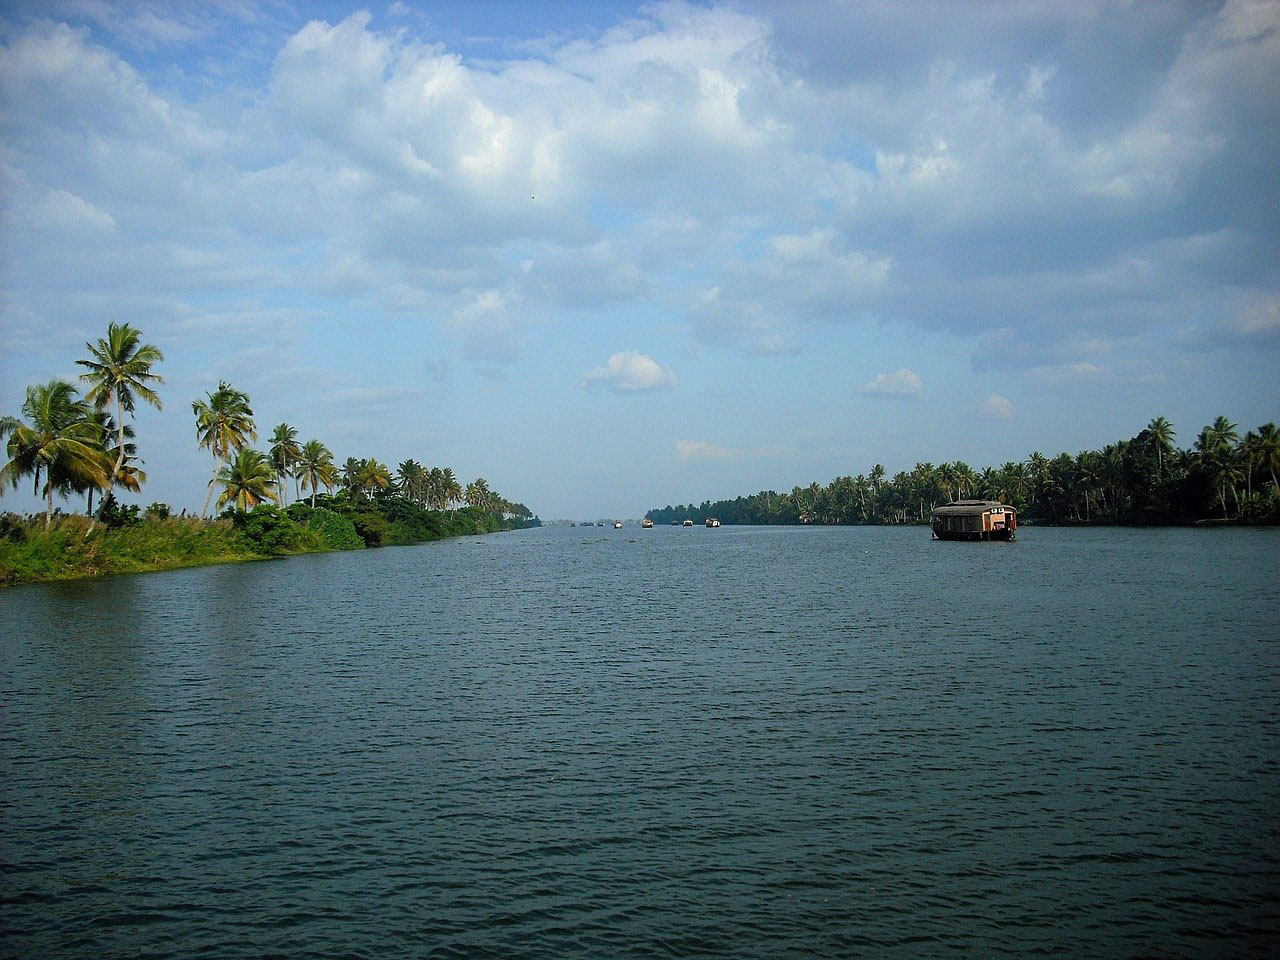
[2,525,1278,958]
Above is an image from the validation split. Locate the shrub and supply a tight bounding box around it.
[0,514,27,542]
[229,505,323,555]
[304,507,364,551]
[144,502,171,520]
[96,494,141,528]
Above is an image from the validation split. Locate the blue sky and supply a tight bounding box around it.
[1,0,1277,519]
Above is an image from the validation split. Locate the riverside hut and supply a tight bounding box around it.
[931,500,1017,541]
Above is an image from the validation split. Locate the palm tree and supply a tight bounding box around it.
[297,440,337,508]
[1255,423,1279,491]
[83,408,142,517]
[76,322,163,496]
[192,382,256,518]
[1144,417,1175,478]
[1,381,113,526]
[216,449,279,512]
[268,424,302,507]
[465,477,492,511]
[360,458,393,497]
[341,457,363,495]
[397,459,426,503]
[441,467,462,511]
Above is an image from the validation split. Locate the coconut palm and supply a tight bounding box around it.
[360,458,393,497]
[1,380,113,526]
[442,467,462,510]
[76,322,163,496]
[1255,423,1279,491]
[268,424,302,506]
[193,382,256,518]
[216,449,279,512]
[465,477,492,511]
[341,457,364,495]
[1144,417,1175,477]
[297,440,338,508]
[397,459,426,503]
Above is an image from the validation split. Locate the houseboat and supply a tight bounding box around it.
[642,518,654,528]
[931,500,1017,541]
[705,517,721,527]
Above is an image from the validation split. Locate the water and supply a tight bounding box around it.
[2,525,1277,958]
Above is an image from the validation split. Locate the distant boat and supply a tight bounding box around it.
[642,518,653,528]
[579,521,593,526]
[614,520,623,529]
[705,517,721,527]
[596,521,604,526]
[682,519,694,526]
[671,520,680,526]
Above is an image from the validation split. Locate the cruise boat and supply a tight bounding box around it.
[705,517,721,527]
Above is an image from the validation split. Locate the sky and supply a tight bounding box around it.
[1,0,1277,520]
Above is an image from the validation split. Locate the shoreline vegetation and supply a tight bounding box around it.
[1,323,538,587]
[648,417,1279,528]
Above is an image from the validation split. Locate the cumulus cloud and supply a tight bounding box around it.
[859,368,923,396]
[979,393,1014,419]
[675,439,734,461]
[583,351,676,392]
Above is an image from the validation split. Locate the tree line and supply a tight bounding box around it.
[1,323,532,527]
[648,416,1280,527]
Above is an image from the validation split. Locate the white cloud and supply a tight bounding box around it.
[858,368,923,396]
[675,439,733,461]
[979,393,1014,419]
[583,351,676,392]
[1227,295,1280,338]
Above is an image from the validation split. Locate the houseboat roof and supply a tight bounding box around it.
[931,500,1016,517]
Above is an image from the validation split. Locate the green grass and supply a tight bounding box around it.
[0,502,528,587]
[0,516,264,586]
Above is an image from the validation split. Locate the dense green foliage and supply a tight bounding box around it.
[1,322,538,584]
[0,493,533,585]
[649,417,1280,527]
[0,515,259,586]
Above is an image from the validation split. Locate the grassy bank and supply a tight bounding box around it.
[0,495,534,587]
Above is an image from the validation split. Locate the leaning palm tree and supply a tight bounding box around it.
[297,440,338,508]
[76,322,163,496]
[192,382,256,518]
[1,380,113,526]
[268,423,302,507]
[216,449,279,512]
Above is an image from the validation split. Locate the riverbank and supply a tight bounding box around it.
[0,498,531,587]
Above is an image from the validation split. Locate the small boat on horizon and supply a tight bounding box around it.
[682,519,694,526]
[705,517,721,527]
[642,518,654,528]
[614,520,623,529]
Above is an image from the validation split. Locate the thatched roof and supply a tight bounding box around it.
[931,499,1016,517]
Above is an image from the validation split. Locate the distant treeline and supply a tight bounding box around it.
[648,417,1279,527]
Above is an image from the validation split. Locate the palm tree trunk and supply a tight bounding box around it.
[201,460,222,518]
[113,392,125,488]
[46,482,54,528]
